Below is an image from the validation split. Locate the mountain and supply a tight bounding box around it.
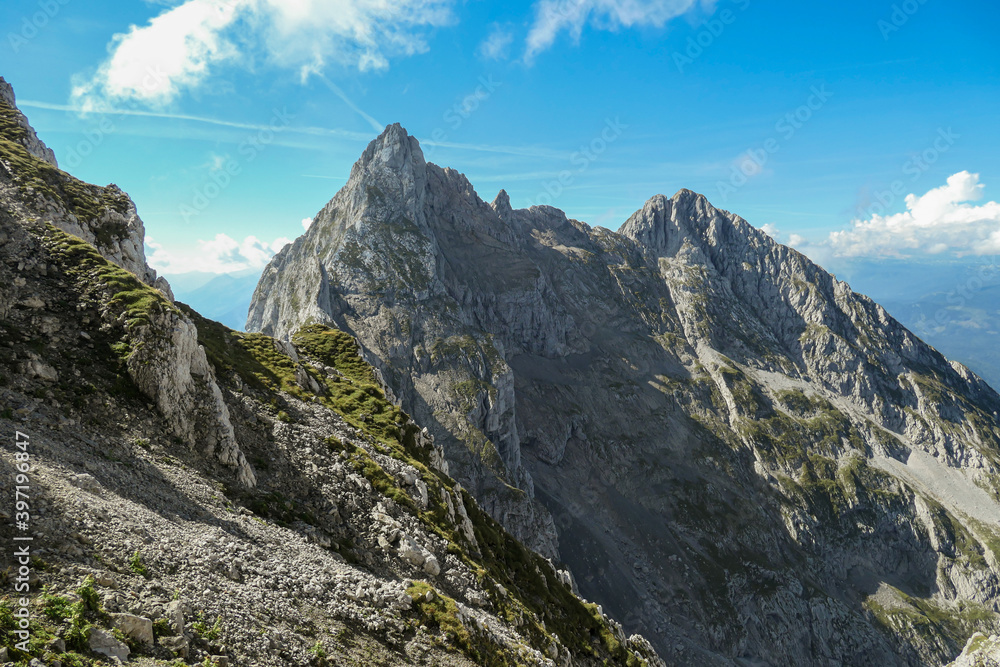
[1,78,662,666]
[249,123,1000,665]
[166,268,264,331]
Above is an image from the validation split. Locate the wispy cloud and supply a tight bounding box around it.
[18,99,372,140]
[420,139,571,160]
[524,0,711,63]
[478,24,514,61]
[310,72,383,132]
[826,171,1000,257]
[72,0,455,110]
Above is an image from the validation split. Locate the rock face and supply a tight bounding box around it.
[947,633,1000,666]
[0,76,57,167]
[249,124,1000,665]
[248,123,559,556]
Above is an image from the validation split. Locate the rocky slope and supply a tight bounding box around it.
[0,80,661,666]
[249,124,1000,665]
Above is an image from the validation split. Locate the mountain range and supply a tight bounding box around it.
[248,123,1000,665]
[2,74,1000,666]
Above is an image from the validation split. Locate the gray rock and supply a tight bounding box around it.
[164,599,189,634]
[0,77,57,167]
[88,627,129,662]
[113,612,153,645]
[159,634,189,658]
[947,633,1000,666]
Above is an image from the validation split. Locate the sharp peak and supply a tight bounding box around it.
[352,122,425,176]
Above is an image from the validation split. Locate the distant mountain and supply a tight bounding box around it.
[249,123,1000,666]
[834,259,1000,390]
[165,268,263,331]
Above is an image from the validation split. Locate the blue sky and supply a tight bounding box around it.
[2,0,999,278]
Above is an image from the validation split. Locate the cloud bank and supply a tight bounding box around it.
[829,171,1000,258]
[73,0,455,109]
[147,233,291,274]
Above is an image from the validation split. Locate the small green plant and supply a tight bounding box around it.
[152,617,173,638]
[40,589,74,622]
[276,410,292,423]
[77,575,100,612]
[192,612,222,641]
[309,640,327,659]
[129,550,151,579]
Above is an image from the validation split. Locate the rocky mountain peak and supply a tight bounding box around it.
[351,122,426,183]
[619,187,754,257]
[491,188,512,214]
[0,75,58,167]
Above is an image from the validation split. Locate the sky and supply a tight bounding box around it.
[1,0,999,281]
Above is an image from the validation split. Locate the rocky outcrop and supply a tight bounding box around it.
[0,76,172,299]
[249,124,1000,665]
[127,306,256,486]
[0,76,57,167]
[947,633,1000,666]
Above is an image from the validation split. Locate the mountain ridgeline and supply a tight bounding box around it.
[248,123,1000,665]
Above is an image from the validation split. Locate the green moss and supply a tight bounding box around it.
[0,120,131,228]
[865,587,998,654]
[43,225,177,331]
[327,436,418,512]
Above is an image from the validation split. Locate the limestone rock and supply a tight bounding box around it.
[113,612,153,646]
[0,76,57,167]
[88,627,129,662]
[947,633,1000,666]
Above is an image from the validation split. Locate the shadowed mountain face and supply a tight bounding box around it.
[249,125,1000,665]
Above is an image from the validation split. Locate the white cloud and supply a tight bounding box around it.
[760,223,780,238]
[524,0,710,63]
[147,233,291,274]
[478,24,514,60]
[828,171,1000,258]
[73,0,455,109]
[301,217,313,230]
[788,233,806,247]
